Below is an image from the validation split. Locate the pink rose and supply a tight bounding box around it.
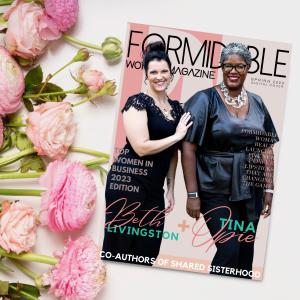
[26,102,76,160]
[44,0,79,32]
[4,0,61,60]
[39,159,97,232]
[43,236,106,300]
[79,68,105,93]
[0,46,24,116]
[0,118,3,148]
[0,201,37,254]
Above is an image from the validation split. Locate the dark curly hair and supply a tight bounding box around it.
[142,41,172,74]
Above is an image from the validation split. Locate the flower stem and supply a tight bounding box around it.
[72,87,107,107]
[9,285,39,300]
[0,158,108,179]
[70,147,109,159]
[0,0,13,5]
[0,260,14,272]
[0,172,43,179]
[0,248,58,265]
[0,148,36,169]
[83,158,109,167]
[0,169,19,173]
[71,94,96,107]
[37,56,78,96]
[51,60,75,78]
[99,165,108,174]
[9,259,39,281]
[4,123,26,127]
[0,189,44,196]
[36,74,52,96]
[23,87,81,99]
[63,33,103,52]
[9,259,44,290]
[0,147,109,170]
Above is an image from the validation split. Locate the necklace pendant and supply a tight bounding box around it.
[220,82,247,109]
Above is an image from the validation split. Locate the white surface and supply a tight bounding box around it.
[1,0,299,299]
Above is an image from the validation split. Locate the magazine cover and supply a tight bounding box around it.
[101,22,291,280]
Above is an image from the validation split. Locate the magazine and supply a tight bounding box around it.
[100,22,291,280]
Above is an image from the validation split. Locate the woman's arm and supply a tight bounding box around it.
[261,146,275,218]
[165,149,178,213]
[123,107,192,157]
[181,141,201,220]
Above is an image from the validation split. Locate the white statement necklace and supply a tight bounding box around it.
[220,82,247,109]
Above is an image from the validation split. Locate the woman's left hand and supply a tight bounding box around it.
[165,190,175,214]
[261,192,273,218]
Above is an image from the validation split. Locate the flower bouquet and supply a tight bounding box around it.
[0,0,123,299]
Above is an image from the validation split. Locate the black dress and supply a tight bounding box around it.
[102,92,183,266]
[184,87,279,278]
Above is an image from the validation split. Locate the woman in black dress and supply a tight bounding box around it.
[182,42,279,279]
[102,41,192,266]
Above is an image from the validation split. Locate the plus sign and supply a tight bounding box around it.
[178,220,190,232]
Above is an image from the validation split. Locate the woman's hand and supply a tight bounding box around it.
[186,197,201,220]
[174,112,193,141]
[165,190,175,214]
[261,192,273,218]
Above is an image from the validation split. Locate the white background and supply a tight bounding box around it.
[1,0,299,299]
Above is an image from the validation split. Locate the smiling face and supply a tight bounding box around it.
[222,54,249,91]
[146,59,172,93]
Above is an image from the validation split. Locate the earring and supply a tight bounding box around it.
[144,78,148,85]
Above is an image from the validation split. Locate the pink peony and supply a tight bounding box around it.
[39,159,97,232]
[0,201,37,254]
[79,68,105,93]
[4,0,61,60]
[0,46,24,116]
[44,0,79,32]
[42,235,106,300]
[0,118,3,147]
[26,102,76,160]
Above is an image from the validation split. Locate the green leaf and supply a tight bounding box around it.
[0,127,14,153]
[0,280,9,296]
[20,155,45,173]
[10,283,41,297]
[7,114,23,125]
[9,282,41,299]
[17,56,33,68]
[25,82,66,103]
[37,82,66,102]
[16,132,33,151]
[25,65,43,92]
[36,82,63,93]
[23,98,34,112]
